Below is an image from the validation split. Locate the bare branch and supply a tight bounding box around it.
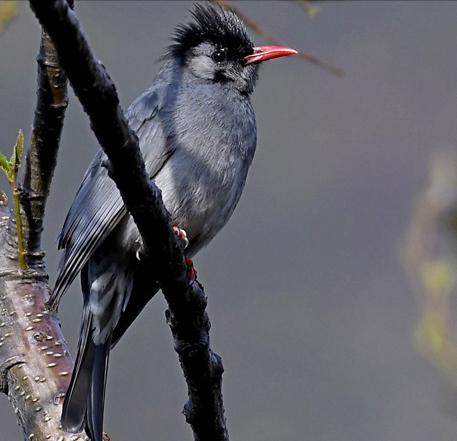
[21,23,70,258]
[0,0,91,439]
[0,262,88,441]
[0,197,86,440]
[28,1,229,440]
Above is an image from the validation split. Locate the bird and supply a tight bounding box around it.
[51,3,297,441]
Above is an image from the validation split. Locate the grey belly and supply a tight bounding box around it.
[118,150,249,257]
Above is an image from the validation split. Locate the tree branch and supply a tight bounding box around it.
[28,1,229,440]
[0,259,88,441]
[21,23,70,257]
[0,1,90,439]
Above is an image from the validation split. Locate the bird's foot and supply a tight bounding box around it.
[173,225,189,249]
[173,227,195,281]
[185,257,197,282]
[135,226,188,262]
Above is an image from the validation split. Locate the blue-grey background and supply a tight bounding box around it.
[1,1,457,440]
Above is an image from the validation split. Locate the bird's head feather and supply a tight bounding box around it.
[164,3,258,94]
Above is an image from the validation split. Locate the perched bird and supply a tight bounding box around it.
[51,4,296,441]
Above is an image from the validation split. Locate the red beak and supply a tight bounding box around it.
[244,45,298,65]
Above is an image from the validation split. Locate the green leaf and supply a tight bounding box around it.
[13,129,24,169]
[0,151,12,179]
[1,130,24,183]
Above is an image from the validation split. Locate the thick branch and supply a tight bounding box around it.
[29,1,229,440]
[0,254,87,441]
[0,2,88,438]
[0,212,87,440]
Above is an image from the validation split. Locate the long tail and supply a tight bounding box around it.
[61,264,118,441]
[86,341,110,441]
[61,309,111,441]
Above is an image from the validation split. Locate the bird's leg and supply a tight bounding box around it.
[135,226,189,262]
[185,257,197,282]
[173,225,189,249]
[172,226,197,281]
[136,226,196,281]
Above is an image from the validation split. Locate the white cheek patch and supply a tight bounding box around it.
[188,55,215,80]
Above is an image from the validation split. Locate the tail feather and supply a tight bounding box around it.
[62,322,111,441]
[62,311,95,433]
[86,342,110,441]
[62,265,113,441]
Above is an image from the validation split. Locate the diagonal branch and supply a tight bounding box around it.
[28,1,229,440]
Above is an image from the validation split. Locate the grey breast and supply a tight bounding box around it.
[122,79,257,257]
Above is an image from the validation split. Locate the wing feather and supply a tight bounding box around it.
[51,83,172,307]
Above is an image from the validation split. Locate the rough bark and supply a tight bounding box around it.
[0,237,86,441]
[23,1,229,440]
[0,1,88,439]
[21,27,69,257]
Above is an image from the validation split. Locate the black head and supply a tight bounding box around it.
[167,3,257,94]
[166,3,296,95]
[170,3,254,60]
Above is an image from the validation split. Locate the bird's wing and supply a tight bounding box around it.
[51,84,174,306]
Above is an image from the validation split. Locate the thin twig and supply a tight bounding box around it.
[1,130,28,271]
[213,0,344,77]
[11,183,26,271]
[28,1,229,440]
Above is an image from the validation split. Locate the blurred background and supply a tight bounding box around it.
[2,1,457,440]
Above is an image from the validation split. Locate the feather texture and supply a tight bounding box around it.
[51,81,170,308]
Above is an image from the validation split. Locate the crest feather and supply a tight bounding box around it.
[166,3,253,60]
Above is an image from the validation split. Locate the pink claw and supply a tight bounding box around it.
[173,225,189,249]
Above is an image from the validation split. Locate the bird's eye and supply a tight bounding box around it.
[212,48,227,63]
